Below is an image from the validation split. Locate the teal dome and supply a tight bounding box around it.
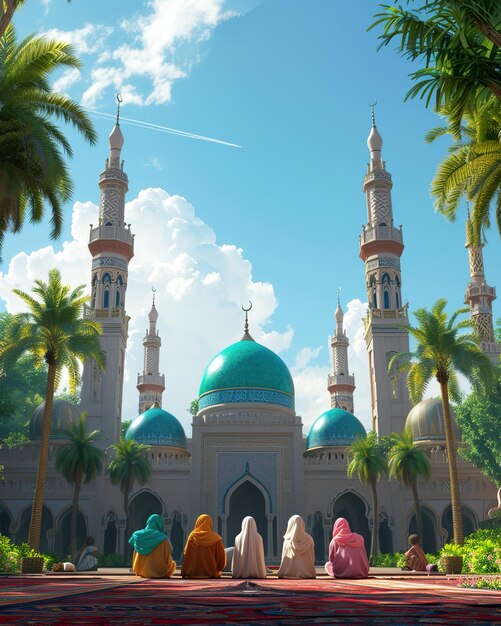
[307,408,366,450]
[126,405,187,449]
[198,339,294,411]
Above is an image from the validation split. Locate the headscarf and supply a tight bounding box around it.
[331,517,365,548]
[187,514,222,547]
[128,514,169,555]
[233,516,266,578]
[283,515,314,555]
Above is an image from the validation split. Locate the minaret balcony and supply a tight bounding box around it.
[83,304,126,319]
[328,373,355,389]
[363,306,408,328]
[137,373,166,388]
[88,223,134,261]
[465,283,496,300]
[360,224,403,261]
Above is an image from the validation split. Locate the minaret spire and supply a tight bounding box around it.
[137,287,166,413]
[116,93,122,125]
[464,216,501,364]
[241,301,254,341]
[328,295,355,414]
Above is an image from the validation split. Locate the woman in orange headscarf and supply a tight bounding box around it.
[181,514,226,578]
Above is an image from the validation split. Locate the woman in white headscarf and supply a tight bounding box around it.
[232,516,267,579]
[277,514,316,578]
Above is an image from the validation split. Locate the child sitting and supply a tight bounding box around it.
[404,534,428,571]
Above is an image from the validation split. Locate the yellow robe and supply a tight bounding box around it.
[132,540,176,578]
[181,538,226,578]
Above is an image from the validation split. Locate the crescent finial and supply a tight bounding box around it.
[241,301,253,340]
[116,93,123,124]
[369,100,377,127]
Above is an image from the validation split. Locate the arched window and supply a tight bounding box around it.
[91,275,97,308]
[370,275,377,308]
[382,274,391,309]
[115,275,123,307]
[383,290,390,309]
[102,273,111,308]
[395,276,401,309]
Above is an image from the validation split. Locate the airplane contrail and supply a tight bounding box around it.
[89,110,242,148]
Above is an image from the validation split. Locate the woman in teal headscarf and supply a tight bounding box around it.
[129,514,176,578]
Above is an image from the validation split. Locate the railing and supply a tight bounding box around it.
[137,373,166,387]
[89,224,134,247]
[360,224,403,246]
[328,374,355,387]
[364,306,408,327]
[83,304,125,318]
[466,284,496,298]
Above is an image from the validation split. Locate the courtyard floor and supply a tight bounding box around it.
[0,568,500,625]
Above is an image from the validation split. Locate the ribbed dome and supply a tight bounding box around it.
[29,399,80,440]
[367,125,383,152]
[198,339,294,411]
[405,398,460,446]
[125,404,187,449]
[307,407,366,450]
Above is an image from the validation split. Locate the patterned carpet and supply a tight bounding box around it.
[0,576,500,625]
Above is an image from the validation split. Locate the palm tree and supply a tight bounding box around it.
[0,269,105,550]
[107,439,151,557]
[426,97,501,242]
[389,299,493,544]
[0,0,25,38]
[0,24,96,260]
[370,1,501,133]
[56,414,104,558]
[388,429,432,542]
[347,432,388,559]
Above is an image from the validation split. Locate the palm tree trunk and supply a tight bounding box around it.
[439,380,464,545]
[411,480,424,543]
[0,0,17,39]
[70,471,83,559]
[28,360,56,551]
[370,480,378,559]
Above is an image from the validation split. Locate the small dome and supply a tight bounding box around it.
[29,399,80,440]
[367,125,383,153]
[405,398,460,446]
[199,339,294,411]
[149,303,158,322]
[307,407,366,450]
[125,404,187,449]
[109,123,124,151]
[334,304,343,323]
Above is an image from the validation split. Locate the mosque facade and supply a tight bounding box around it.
[0,115,499,563]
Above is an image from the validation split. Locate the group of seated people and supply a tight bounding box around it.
[129,513,371,579]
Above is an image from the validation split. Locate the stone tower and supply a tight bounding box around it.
[137,292,166,414]
[327,294,355,414]
[360,110,412,435]
[80,107,134,445]
[464,219,501,364]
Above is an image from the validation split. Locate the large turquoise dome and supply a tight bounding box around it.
[126,404,187,450]
[198,338,294,411]
[307,407,366,450]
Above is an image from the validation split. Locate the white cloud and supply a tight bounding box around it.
[53,68,81,94]
[45,24,113,55]
[71,0,240,107]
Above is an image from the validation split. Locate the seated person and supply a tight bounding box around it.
[325,518,369,579]
[405,534,428,571]
[129,514,176,578]
[75,536,98,571]
[278,514,316,579]
[232,516,267,579]
[181,514,226,578]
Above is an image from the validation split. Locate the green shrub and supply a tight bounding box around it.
[97,553,127,567]
[440,527,501,574]
[461,576,501,590]
[0,536,61,572]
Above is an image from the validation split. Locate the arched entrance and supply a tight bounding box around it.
[0,506,11,538]
[441,505,476,543]
[226,480,268,554]
[128,491,162,535]
[15,506,53,554]
[311,511,325,563]
[103,512,118,555]
[332,492,371,554]
[409,506,438,553]
[379,512,393,554]
[56,509,88,555]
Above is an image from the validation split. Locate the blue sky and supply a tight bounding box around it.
[1,0,499,434]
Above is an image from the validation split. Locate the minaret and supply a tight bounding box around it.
[80,97,134,444]
[327,293,355,413]
[137,290,166,413]
[464,218,501,364]
[360,108,412,435]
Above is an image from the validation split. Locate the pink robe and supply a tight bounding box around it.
[325,518,369,579]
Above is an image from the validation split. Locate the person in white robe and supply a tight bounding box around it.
[232,516,267,579]
[277,514,316,578]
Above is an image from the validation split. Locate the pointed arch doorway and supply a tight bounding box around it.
[226,480,268,554]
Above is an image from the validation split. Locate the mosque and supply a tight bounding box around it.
[0,111,499,563]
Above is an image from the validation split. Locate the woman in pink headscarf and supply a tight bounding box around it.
[325,517,369,579]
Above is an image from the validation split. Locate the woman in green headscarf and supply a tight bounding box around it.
[129,514,176,578]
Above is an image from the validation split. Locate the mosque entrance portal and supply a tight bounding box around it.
[128,491,162,536]
[332,492,371,555]
[226,480,268,554]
